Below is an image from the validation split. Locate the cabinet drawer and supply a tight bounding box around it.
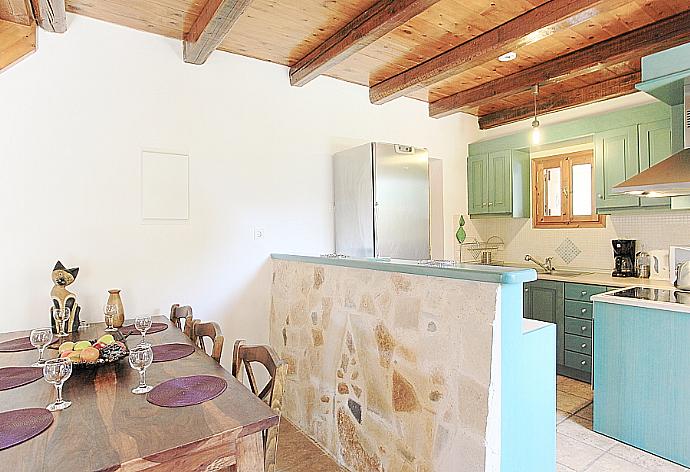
[565,316,592,337]
[565,283,607,301]
[565,300,592,320]
[565,334,592,355]
[565,351,592,373]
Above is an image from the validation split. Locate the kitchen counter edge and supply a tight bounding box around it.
[271,254,537,285]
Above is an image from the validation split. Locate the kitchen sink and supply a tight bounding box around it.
[539,270,594,277]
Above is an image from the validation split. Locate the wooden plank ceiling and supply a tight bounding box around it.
[2,0,690,128]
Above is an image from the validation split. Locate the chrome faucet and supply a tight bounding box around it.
[525,254,554,274]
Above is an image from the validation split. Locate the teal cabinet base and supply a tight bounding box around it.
[557,364,591,384]
[594,302,690,467]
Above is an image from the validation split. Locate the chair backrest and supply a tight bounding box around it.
[169,304,194,338]
[193,321,224,363]
[232,340,288,472]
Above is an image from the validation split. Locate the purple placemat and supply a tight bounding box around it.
[119,322,168,336]
[0,367,44,391]
[152,343,196,363]
[0,337,35,353]
[147,375,227,408]
[0,408,53,451]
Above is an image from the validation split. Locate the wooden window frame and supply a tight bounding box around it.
[532,150,606,229]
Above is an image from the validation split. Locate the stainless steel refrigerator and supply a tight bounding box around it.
[333,142,430,260]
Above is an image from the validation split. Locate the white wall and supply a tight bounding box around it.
[0,14,477,360]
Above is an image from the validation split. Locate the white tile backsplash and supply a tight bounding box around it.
[456,212,690,271]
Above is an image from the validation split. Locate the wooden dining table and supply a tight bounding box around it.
[0,316,278,472]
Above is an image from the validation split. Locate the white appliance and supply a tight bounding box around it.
[333,143,430,260]
[648,249,670,280]
[669,246,690,284]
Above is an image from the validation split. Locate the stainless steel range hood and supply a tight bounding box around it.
[613,63,690,197]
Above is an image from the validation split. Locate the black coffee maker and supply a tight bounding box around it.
[612,239,636,277]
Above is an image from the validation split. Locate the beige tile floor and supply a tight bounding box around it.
[275,377,689,471]
[557,375,689,472]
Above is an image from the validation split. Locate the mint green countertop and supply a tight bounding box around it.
[271,254,536,284]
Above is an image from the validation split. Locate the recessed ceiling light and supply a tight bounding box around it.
[498,51,517,62]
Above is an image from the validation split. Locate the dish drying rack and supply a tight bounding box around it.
[458,236,505,265]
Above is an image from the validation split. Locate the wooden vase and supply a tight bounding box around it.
[107,289,125,328]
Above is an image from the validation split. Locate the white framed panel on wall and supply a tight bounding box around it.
[141,150,189,221]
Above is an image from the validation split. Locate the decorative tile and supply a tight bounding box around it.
[556,238,582,264]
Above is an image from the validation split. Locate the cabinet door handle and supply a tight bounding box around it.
[581,308,587,314]
[581,290,588,296]
[581,360,587,366]
[482,203,487,207]
[597,194,603,199]
[525,288,529,292]
[581,326,587,331]
[581,343,587,349]
[488,202,493,206]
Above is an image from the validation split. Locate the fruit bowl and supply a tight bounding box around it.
[55,335,129,369]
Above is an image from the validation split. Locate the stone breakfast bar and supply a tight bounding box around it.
[270,254,555,472]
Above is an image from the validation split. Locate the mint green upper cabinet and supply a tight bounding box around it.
[595,125,640,210]
[467,150,529,217]
[468,154,488,214]
[639,119,672,207]
[488,150,512,213]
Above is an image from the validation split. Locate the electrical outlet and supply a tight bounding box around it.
[254,228,265,240]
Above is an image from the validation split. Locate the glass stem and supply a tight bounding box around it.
[38,347,45,363]
[55,384,63,405]
[139,370,147,388]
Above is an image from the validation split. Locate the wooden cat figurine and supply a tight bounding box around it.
[50,261,81,333]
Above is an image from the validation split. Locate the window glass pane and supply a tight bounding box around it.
[543,167,561,216]
[572,163,592,216]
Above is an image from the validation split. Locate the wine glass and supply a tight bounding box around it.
[129,345,154,394]
[51,307,70,337]
[103,304,118,332]
[43,358,72,411]
[30,328,53,367]
[134,315,153,347]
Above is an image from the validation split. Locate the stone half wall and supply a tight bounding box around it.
[270,259,500,472]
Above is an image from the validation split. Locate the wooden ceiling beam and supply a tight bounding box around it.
[183,0,252,65]
[430,10,690,119]
[369,0,630,105]
[0,18,35,72]
[478,72,641,129]
[289,0,442,87]
[30,0,66,33]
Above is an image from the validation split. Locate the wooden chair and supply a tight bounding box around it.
[169,304,194,338]
[204,341,287,472]
[231,340,288,472]
[193,321,224,363]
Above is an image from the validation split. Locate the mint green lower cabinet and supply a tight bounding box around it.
[565,334,591,355]
[595,125,641,211]
[565,300,592,320]
[523,281,608,383]
[524,280,564,366]
[594,301,690,467]
[564,351,592,374]
[639,119,672,207]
